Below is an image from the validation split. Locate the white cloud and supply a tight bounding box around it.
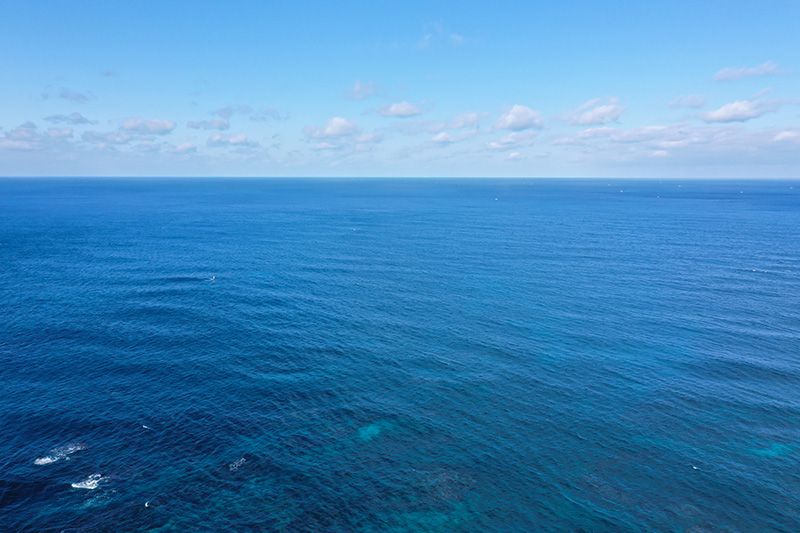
[774,130,799,142]
[122,118,177,135]
[0,138,34,150]
[714,61,785,82]
[207,132,260,148]
[213,105,251,119]
[0,122,40,150]
[304,117,361,138]
[494,105,543,131]
[44,112,94,125]
[345,81,383,100]
[82,130,132,144]
[670,95,707,109]
[211,105,282,122]
[41,85,93,103]
[431,132,455,143]
[7,122,38,140]
[416,23,465,49]
[134,142,162,153]
[45,128,73,138]
[576,127,616,140]
[449,112,484,129]
[565,98,625,125]
[354,133,382,143]
[507,152,521,160]
[187,118,229,130]
[699,99,780,123]
[60,88,89,103]
[378,101,422,117]
[314,142,340,150]
[430,130,478,145]
[486,130,538,150]
[171,142,197,153]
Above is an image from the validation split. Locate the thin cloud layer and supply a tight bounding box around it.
[345,81,383,100]
[378,102,422,118]
[44,113,95,125]
[207,132,259,148]
[304,117,361,138]
[714,61,784,82]
[122,118,177,135]
[187,118,230,130]
[670,95,707,109]
[700,99,780,123]
[565,98,625,125]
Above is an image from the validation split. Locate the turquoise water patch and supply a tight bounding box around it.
[752,443,793,458]
[358,420,395,442]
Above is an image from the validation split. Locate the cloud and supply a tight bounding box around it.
[134,142,163,153]
[122,118,177,135]
[44,112,95,125]
[345,81,383,100]
[313,142,341,150]
[548,122,800,171]
[430,130,478,144]
[699,98,780,123]
[250,108,282,122]
[449,112,485,129]
[213,105,251,119]
[187,118,229,130]
[486,130,538,150]
[670,95,707,109]
[7,122,38,141]
[0,122,70,150]
[714,61,785,82]
[416,23,465,49]
[304,117,361,138]
[171,142,197,153]
[58,88,91,103]
[212,105,282,122]
[206,132,260,148]
[378,101,422,117]
[565,98,625,125]
[774,130,799,142]
[82,130,132,144]
[102,70,117,77]
[494,105,543,131]
[41,85,95,103]
[431,132,455,143]
[45,128,73,138]
[354,133,381,144]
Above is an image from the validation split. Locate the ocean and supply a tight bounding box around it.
[1,178,798,532]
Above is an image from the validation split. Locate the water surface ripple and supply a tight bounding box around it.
[1,179,799,532]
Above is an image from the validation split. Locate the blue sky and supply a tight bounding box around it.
[1,1,798,177]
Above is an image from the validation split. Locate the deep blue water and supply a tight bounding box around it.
[1,178,799,532]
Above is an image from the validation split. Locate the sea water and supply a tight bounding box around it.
[1,178,798,532]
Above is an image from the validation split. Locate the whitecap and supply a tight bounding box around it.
[34,443,85,466]
[71,474,106,490]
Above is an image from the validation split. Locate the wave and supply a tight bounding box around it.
[34,443,85,466]
[71,474,106,490]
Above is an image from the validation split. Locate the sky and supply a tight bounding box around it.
[1,0,799,178]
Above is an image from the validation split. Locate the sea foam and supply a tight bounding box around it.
[71,474,106,490]
[34,443,85,465]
